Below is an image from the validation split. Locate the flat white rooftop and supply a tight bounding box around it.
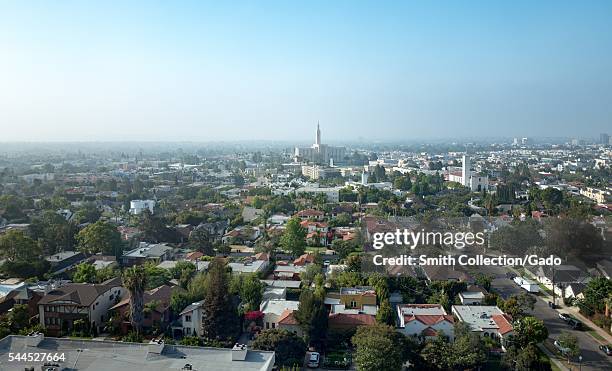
[0,335,274,371]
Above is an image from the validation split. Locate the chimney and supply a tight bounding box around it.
[148,338,165,354]
[231,343,248,361]
[26,332,44,347]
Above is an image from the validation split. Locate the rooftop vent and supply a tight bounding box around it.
[26,332,44,347]
[231,343,248,361]
[148,338,165,354]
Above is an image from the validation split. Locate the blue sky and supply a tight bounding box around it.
[1,1,611,141]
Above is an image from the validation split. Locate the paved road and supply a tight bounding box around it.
[481,263,612,371]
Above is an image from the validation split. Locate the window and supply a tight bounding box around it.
[266,322,269,329]
[185,328,191,335]
[350,300,357,308]
[185,315,191,322]
[272,323,276,329]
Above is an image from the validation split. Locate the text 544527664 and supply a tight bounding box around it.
[7,352,66,363]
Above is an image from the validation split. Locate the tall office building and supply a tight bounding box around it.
[600,133,609,145]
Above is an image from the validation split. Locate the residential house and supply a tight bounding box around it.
[273,262,306,281]
[300,221,331,246]
[458,285,487,305]
[178,300,205,337]
[296,209,324,221]
[194,220,229,242]
[331,204,354,218]
[0,280,41,317]
[38,278,126,336]
[44,251,88,274]
[222,226,261,245]
[293,253,316,266]
[396,304,455,341]
[277,309,302,336]
[186,251,204,261]
[262,287,286,302]
[121,242,173,266]
[228,259,269,275]
[110,285,177,334]
[451,305,514,350]
[526,264,590,297]
[260,299,300,331]
[325,286,377,315]
[88,255,117,271]
[418,264,472,283]
[242,207,263,223]
[268,214,290,225]
[328,313,376,332]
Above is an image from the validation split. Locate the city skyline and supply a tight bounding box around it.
[1,1,612,141]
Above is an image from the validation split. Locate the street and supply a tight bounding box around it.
[483,264,612,371]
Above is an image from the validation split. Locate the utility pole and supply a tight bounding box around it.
[551,265,556,307]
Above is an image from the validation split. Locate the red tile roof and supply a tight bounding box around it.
[293,253,316,266]
[296,209,324,217]
[186,251,204,261]
[492,314,513,335]
[278,310,299,325]
[255,252,270,261]
[404,314,454,326]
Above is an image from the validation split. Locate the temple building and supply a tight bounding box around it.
[294,123,346,165]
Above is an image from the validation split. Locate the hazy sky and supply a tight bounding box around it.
[1,1,611,142]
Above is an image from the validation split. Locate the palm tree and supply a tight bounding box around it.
[484,194,496,216]
[122,265,147,334]
[605,294,612,332]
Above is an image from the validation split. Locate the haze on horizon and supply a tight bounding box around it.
[1,1,611,142]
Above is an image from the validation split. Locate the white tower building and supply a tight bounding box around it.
[315,121,321,146]
[361,171,369,185]
[462,155,471,187]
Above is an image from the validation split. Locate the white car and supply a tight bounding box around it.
[307,352,320,368]
[554,340,570,355]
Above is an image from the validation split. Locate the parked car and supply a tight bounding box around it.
[554,340,570,355]
[505,272,516,279]
[307,352,320,368]
[559,313,572,322]
[567,318,583,330]
[599,344,612,356]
